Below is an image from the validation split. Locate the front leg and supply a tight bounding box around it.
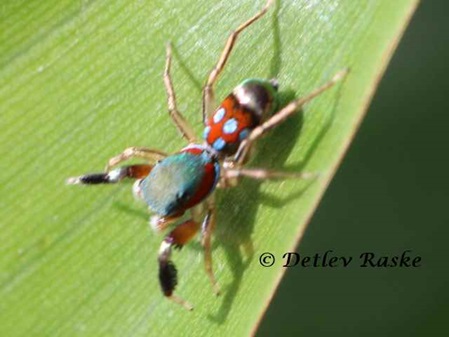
[158,219,200,311]
[148,212,184,233]
[67,164,153,185]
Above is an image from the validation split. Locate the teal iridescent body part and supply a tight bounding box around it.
[67,0,347,310]
[140,145,220,218]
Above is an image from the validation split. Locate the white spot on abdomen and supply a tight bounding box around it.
[213,108,226,123]
[223,118,238,134]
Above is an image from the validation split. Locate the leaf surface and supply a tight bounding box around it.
[0,0,418,335]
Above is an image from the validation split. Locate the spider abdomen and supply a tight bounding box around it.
[204,79,278,156]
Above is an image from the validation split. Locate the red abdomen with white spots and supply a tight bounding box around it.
[204,78,278,156]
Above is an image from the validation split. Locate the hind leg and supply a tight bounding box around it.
[202,0,274,123]
[234,69,349,165]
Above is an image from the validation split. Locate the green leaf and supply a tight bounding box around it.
[0,0,417,336]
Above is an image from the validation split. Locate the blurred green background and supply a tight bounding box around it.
[258,0,449,336]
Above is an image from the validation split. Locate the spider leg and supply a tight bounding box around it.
[149,213,184,233]
[164,43,198,143]
[105,147,167,171]
[234,69,349,165]
[202,0,274,124]
[67,164,153,185]
[224,167,319,181]
[158,219,200,311]
[201,197,220,295]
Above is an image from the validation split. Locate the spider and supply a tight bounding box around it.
[67,0,347,310]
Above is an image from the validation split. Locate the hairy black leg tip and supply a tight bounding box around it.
[67,173,110,185]
[159,261,178,296]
